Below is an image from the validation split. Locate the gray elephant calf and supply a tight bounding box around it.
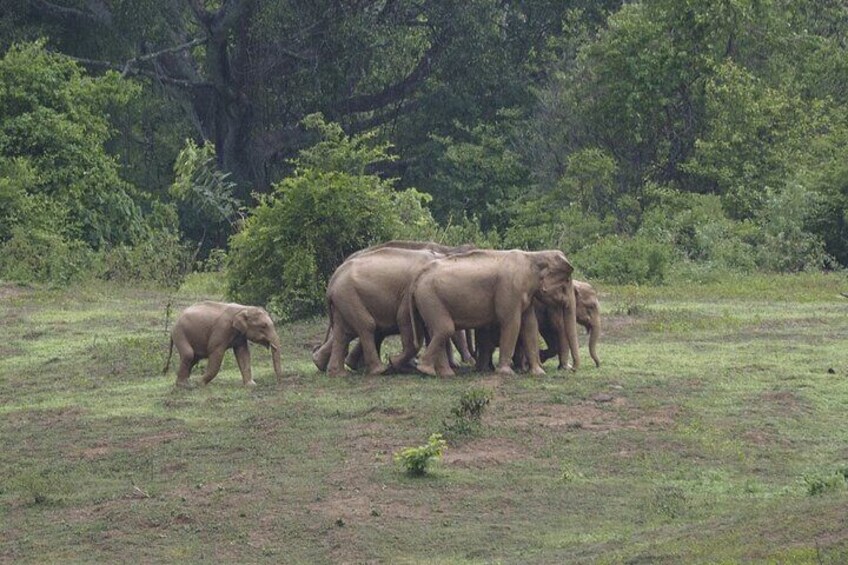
[163,301,283,387]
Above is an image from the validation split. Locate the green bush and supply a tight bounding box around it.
[441,388,493,441]
[394,433,448,476]
[227,114,438,320]
[575,234,675,285]
[0,227,96,285]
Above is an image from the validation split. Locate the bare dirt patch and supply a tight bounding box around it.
[508,396,680,433]
[442,437,526,468]
[0,283,28,301]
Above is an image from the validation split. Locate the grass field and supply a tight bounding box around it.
[2,272,848,563]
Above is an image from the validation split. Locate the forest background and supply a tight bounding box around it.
[2,0,847,318]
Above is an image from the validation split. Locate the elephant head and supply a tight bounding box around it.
[234,306,283,380]
[531,250,580,370]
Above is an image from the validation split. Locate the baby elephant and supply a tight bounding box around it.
[163,301,283,387]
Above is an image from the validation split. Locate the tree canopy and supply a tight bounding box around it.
[1,0,846,298]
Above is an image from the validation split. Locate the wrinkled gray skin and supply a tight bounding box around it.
[540,280,601,368]
[312,241,475,375]
[315,246,444,377]
[410,249,579,377]
[163,301,283,387]
[476,279,601,371]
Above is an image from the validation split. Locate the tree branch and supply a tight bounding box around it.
[67,54,213,90]
[334,42,440,118]
[121,37,208,77]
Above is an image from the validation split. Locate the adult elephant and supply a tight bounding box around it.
[313,246,444,377]
[163,301,283,387]
[476,279,601,371]
[312,241,474,374]
[410,249,579,377]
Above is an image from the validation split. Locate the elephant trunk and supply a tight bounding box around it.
[561,280,580,370]
[270,336,283,381]
[588,311,601,368]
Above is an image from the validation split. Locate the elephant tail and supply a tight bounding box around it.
[162,337,174,375]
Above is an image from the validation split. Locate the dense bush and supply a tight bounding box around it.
[227,115,439,320]
[574,235,675,285]
[0,41,185,285]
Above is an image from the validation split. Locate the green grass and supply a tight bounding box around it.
[2,272,848,563]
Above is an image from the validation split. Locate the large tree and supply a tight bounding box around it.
[17,0,618,200]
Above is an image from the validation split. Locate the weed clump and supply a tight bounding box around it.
[394,433,447,476]
[804,467,848,496]
[441,387,492,441]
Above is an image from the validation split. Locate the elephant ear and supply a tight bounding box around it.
[539,252,574,294]
[233,309,250,334]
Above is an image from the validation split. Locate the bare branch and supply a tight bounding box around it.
[121,37,208,77]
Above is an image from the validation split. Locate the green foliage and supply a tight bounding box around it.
[754,182,829,272]
[428,119,529,233]
[170,139,242,255]
[227,114,438,319]
[394,433,448,477]
[0,41,184,285]
[504,200,615,254]
[804,468,848,497]
[441,388,492,441]
[575,235,675,285]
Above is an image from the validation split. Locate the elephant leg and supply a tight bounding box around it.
[348,332,387,371]
[176,356,196,387]
[520,307,545,376]
[358,329,387,376]
[389,323,418,371]
[417,311,455,378]
[233,343,256,387]
[474,325,496,372]
[327,324,354,377]
[452,330,474,363]
[312,329,333,371]
[174,341,196,387]
[201,349,226,385]
[495,312,521,375]
[345,340,365,371]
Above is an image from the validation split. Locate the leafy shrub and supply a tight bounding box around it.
[0,227,97,285]
[574,235,675,284]
[394,433,448,476]
[441,388,492,440]
[170,139,242,256]
[754,182,829,272]
[0,41,184,286]
[454,388,492,420]
[504,199,614,253]
[227,114,438,320]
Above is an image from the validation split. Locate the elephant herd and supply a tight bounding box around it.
[164,240,601,387]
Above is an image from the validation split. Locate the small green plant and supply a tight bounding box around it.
[804,469,848,496]
[441,388,492,440]
[394,433,447,476]
[454,388,492,420]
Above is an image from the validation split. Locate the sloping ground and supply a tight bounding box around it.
[2,273,848,563]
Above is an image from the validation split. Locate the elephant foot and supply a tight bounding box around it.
[312,351,330,371]
[530,365,546,377]
[366,362,389,376]
[244,379,257,387]
[437,366,456,378]
[496,365,515,376]
[327,366,348,378]
[416,362,438,377]
[175,379,193,389]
